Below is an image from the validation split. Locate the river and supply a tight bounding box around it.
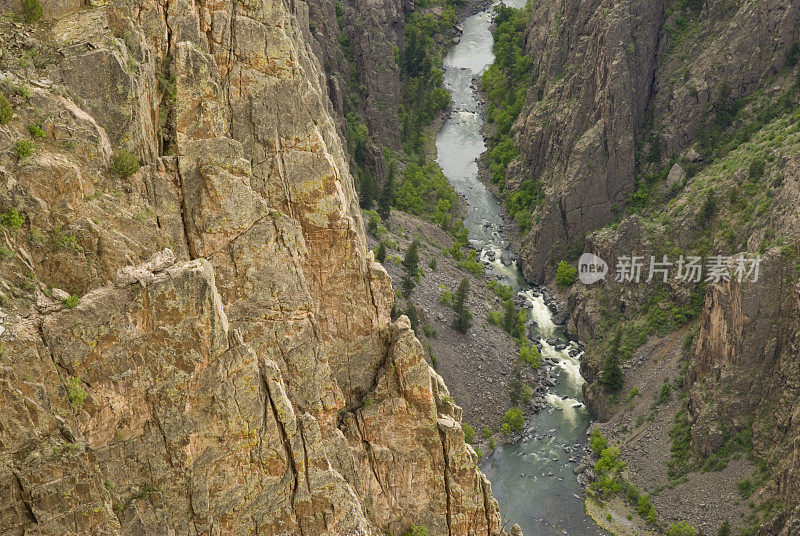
[434,3,608,535]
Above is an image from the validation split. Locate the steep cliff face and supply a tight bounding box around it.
[514,0,664,282]
[513,0,800,282]
[306,0,406,181]
[0,1,506,534]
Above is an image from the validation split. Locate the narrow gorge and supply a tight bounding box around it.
[2,0,800,535]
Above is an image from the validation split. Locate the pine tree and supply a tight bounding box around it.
[601,327,624,393]
[718,521,731,536]
[358,169,377,209]
[502,299,516,334]
[452,277,472,333]
[402,240,420,297]
[406,301,419,335]
[378,171,394,221]
[375,242,387,263]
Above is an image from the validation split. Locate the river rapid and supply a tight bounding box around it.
[434,4,609,535]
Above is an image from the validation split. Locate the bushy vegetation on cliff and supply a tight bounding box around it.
[398,12,453,160]
[481,1,542,233]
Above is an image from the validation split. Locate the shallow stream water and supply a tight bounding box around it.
[435,4,608,534]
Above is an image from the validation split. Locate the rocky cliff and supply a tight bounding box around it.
[0,1,507,534]
[512,0,800,283]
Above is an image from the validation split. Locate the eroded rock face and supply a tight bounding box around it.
[514,0,800,282]
[688,252,800,513]
[515,0,664,282]
[0,1,506,534]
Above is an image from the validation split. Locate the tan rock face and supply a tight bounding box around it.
[0,1,506,535]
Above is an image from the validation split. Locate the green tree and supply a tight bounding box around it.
[452,277,472,333]
[555,260,577,288]
[508,368,531,405]
[378,170,394,221]
[358,169,377,209]
[462,423,474,444]
[590,429,607,455]
[601,328,624,393]
[502,298,516,334]
[406,301,420,335]
[717,521,731,536]
[519,343,540,368]
[375,242,387,263]
[503,407,524,433]
[402,240,420,297]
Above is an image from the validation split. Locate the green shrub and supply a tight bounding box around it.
[623,481,640,505]
[697,191,716,226]
[423,323,437,338]
[666,521,697,536]
[21,0,43,23]
[718,521,731,536]
[364,210,381,235]
[0,94,12,125]
[67,376,87,407]
[637,494,654,518]
[788,42,800,67]
[486,310,503,325]
[463,423,474,444]
[668,409,693,478]
[15,140,35,158]
[439,289,452,306]
[590,446,627,498]
[748,157,766,180]
[112,148,141,177]
[428,257,437,271]
[519,343,540,368]
[402,525,428,536]
[62,294,79,309]
[0,209,24,229]
[54,231,82,252]
[457,249,484,276]
[28,124,45,138]
[653,380,672,406]
[503,407,524,433]
[738,478,755,498]
[488,280,514,300]
[555,260,577,288]
[590,429,607,455]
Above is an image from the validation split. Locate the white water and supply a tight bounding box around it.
[434,2,608,534]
